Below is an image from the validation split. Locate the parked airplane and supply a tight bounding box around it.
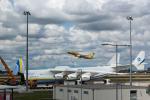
[67,51,95,59]
[13,51,145,83]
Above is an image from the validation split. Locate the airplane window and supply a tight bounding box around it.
[130,90,137,100]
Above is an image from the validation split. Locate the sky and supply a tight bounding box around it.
[0,0,150,70]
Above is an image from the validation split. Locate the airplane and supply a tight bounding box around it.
[67,51,95,59]
[52,51,146,81]
[13,51,146,84]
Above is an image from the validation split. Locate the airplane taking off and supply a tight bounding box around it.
[67,51,95,59]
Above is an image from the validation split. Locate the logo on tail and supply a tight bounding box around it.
[132,51,145,71]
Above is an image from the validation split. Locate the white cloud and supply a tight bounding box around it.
[0,0,150,69]
[43,24,66,37]
[69,27,96,43]
[0,0,14,11]
[19,23,41,35]
[14,0,67,19]
[15,35,25,42]
[0,23,16,37]
[44,49,64,54]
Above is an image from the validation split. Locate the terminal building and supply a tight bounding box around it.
[53,84,150,100]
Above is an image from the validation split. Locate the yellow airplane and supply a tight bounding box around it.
[67,51,95,59]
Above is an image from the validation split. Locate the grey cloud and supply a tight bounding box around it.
[78,20,123,31]
[63,0,97,15]
[29,15,67,25]
[102,0,133,14]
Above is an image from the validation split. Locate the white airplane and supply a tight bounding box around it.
[26,69,54,80]
[13,51,145,83]
[52,51,146,81]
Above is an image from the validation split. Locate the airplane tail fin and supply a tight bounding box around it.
[132,51,145,70]
[13,58,24,75]
[107,53,120,66]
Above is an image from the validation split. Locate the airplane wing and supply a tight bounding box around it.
[114,64,130,71]
[67,51,80,57]
[50,66,77,73]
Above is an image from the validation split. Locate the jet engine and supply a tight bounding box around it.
[54,72,65,79]
[80,72,92,81]
[67,72,79,80]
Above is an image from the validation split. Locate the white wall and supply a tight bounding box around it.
[54,86,150,100]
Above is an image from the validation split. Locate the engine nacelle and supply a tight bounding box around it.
[54,72,65,79]
[67,72,78,80]
[80,72,92,81]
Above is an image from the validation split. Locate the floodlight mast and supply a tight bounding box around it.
[127,16,133,86]
[24,11,31,91]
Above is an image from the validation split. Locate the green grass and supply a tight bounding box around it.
[14,90,53,100]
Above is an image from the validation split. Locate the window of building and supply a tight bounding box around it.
[130,90,137,100]
[68,89,71,92]
[59,89,63,92]
[84,91,89,94]
[71,96,77,100]
[74,90,78,93]
[146,85,150,95]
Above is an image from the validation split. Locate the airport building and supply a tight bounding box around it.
[53,84,150,100]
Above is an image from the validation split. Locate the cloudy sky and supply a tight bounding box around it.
[0,0,150,70]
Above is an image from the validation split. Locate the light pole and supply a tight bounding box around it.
[127,16,133,86]
[78,69,82,100]
[102,42,130,100]
[24,11,31,91]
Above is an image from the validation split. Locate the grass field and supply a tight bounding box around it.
[14,90,53,100]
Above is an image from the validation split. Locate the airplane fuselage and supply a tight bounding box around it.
[24,69,54,80]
